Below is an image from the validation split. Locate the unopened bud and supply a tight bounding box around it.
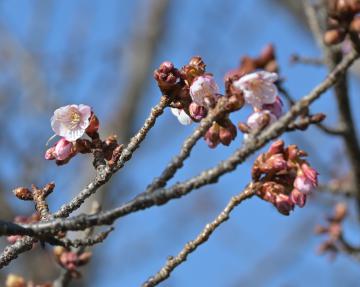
[53,246,66,259]
[189,56,206,74]
[43,182,55,197]
[311,113,326,123]
[12,187,33,201]
[324,29,345,45]
[290,188,307,208]
[78,251,92,265]
[267,140,284,155]
[189,102,207,121]
[5,274,25,287]
[86,113,100,136]
[204,123,220,148]
[334,202,347,221]
[238,122,250,133]
[44,146,56,160]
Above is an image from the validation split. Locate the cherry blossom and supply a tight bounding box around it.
[189,75,219,107]
[51,104,92,142]
[233,71,278,108]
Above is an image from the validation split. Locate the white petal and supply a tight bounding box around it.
[258,71,278,82]
[78,104,92,121]
[177,110,192,125]
[259,84,278,104]
[63,128,85,142]
[171,107,181,117]
[234,73,258,87]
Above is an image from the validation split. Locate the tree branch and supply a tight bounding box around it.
[53,95,171,219]
[1,47,357,238]
[142,183,256,287]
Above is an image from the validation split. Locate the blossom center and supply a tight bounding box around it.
[246,78,261,91]
[68,110,81,129]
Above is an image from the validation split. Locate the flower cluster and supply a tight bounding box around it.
[153,47,284,148]
[154,56,242,148]
[45,104,99,164]
[234,71,283,139]
[45,104,122,167]
[315,202,349,259]
[222,44,283,139]
[252,140,318,215]
[54,246,92,278]
[324,0,360,45]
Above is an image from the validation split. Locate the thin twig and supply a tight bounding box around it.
[338,234,360,262]
[0,236,35,268]
[290,54,324,66]
[316,123,346,136]
[58,227,114,248]
[145,98,228,193]
[317,183,355,197]
[304,1,360,216]
[142,184,256,287]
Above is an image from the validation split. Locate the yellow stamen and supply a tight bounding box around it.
[68,111,81,129]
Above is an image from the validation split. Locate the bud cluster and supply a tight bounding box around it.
[315,202,348,259]
[324,0,360,45]
[154,56,243,148]
[153,47,285,148]
[252,140,318,215]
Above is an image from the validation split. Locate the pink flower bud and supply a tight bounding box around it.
[290,188,307,208]
[219,123,237,146]
[275,194,294,215]
[267,140,284,155]
[54,138,75,161]
[154,61,180,93]
[262,191,276,204]
[301,163,318,187]
[286,145,299,160]
[262,96,283,119]
[328,223,342,240]
[60,251,78,271]
[189,102,207,121]
[204,123,220,148]
[267,154,287,172]
[44,146,56,160]
[247,110,276,132]
[7,235,22,244]
[189,75,219,107]
[85,113,99,135]
[294,175,314,194]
